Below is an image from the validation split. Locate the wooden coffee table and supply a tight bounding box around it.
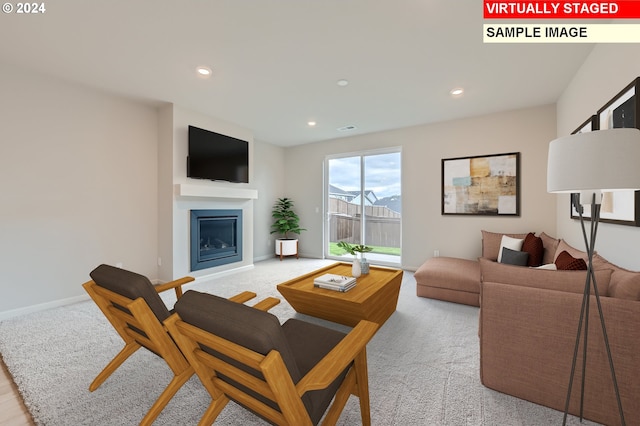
[276,262,403,327]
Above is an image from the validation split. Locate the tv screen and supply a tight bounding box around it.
[187,125,249,183]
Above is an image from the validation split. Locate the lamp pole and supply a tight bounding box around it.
[562,193,625,426]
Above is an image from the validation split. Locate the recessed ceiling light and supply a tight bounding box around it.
[337,79,349,87]
[196,66,212,77]
[308,121,317,127]
[450,87,464,97]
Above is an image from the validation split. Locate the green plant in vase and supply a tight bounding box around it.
[270,197,306,259]
[337,241,373,275]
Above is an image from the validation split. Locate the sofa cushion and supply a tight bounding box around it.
[593,254,640,300]
[497,236,524,263]
[481,230,529,261]
[500,248,528,266]
[414,257,480,294]
[521,232,544,267]
[554,239,589,262]
[479,258,611,296]
[539,232,560,265]
[555,250,587,271]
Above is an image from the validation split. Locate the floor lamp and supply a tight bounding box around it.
[547,127,640,426]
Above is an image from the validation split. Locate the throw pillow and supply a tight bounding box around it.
[500,247,529,266]
[534,263,558,270]
[593,254,640,300]
[555,250,587,270]
[554,239,589,262]
[497,235,525,263]
[481,230,529,261]
[539,232,560,265]
[521,232,544,267]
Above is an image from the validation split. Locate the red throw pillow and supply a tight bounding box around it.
[555,250,587,270]
[521,232,544,267]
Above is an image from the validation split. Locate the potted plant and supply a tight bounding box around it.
[270,197,306,260]
[337,241,373,276]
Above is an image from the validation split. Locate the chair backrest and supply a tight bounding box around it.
[86,265,185,367]
[172,290,316,425]
[90,264,171,322]
[174,290,303,380]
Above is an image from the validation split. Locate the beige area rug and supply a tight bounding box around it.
[0,258,598,425]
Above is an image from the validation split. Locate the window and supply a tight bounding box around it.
[325,148,401,266]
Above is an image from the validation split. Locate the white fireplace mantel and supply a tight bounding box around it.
[177,183,258,200]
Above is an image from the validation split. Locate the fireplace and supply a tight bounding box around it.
[190,209,242,271]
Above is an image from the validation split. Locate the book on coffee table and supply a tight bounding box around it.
[313,273,357,292]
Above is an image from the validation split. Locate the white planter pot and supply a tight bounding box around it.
[275,238,298,260]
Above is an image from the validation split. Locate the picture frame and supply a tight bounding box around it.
[442,152,520,216]
[598,77,640,131]
[589,77,640,227]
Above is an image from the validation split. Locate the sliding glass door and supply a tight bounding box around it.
[325,148,401,266]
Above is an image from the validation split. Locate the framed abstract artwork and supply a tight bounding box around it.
[442,152,520,216]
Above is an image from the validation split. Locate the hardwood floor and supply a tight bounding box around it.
[0,358,35,425]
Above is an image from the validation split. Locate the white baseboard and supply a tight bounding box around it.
[1,265,257,321]
[192,263,255,283]
[253,254,275,262]
[0,294,90,322]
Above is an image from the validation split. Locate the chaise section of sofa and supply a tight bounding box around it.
[415,257,481,306]
[414,230,557,306]
[479,258,640,425]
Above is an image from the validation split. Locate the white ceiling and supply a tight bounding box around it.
[0,0,594,146]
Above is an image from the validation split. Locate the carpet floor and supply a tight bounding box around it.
[0,258,598,425]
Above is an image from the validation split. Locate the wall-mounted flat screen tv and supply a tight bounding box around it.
[187,125,249,183]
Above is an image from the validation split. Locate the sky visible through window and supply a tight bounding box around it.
[329,152,401,199]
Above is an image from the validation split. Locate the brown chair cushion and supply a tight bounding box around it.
[174,290,348,425]
[90,264,171,321]
[174,290,302,381]
[281,319,348,424]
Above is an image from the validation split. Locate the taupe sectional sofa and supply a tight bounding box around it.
[414,230,640,425]
[414,230,558,306]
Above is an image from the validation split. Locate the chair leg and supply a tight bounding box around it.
[139,367,195,426]
[354,350,371,426]
[321,370,356,426]
[197,396,230,426]
[89,342,141,391]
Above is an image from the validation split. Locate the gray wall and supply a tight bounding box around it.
[557,44,640,270]
[8,46,640,318]
[284,104,558,270]
[0,62,160,316]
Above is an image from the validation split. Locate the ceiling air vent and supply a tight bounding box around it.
[337,125,357,132]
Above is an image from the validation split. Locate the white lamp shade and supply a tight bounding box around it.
[547,128,640,193]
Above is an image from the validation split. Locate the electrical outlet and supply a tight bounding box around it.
[116,262,123,268]
[433,250,440,258]
[157,257,162,266]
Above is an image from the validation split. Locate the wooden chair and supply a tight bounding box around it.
[83,264,279,425]
[164,290,379,426]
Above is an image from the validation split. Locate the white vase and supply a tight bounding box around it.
[352,258,362,278]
